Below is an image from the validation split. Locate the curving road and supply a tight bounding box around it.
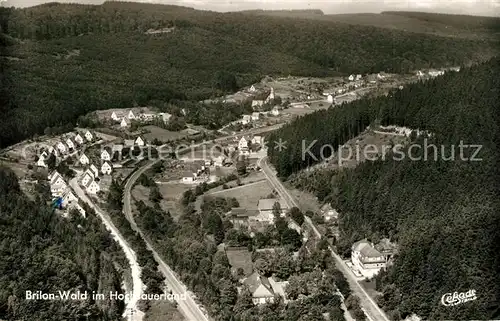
[69,178,145,321]
[258,156,390,321]
[124,161,210,321]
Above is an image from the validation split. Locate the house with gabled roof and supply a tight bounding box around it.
[50,171,67,197]
[111,111,120,121]
[251,112,260,121]
[158,112,172,123]
[241,115,251,125]
[242,272,275,305]
[74,134,84,145]
[348,75,354,81]
[37,155,47,168]
[81,169,94,187]
[61,187,78,208]
[84,131,93,142]
[257,199,287,221]
[351,239,387,278]
[79,153,90,165]
[120,118,129,128]
[101,161,112,175]
[271,106,280,116]
[135,136,145,146]
[101,147,111,161]
[90,164,99,178]
[65,138,75,150]
[226,208,260,230]
[85,178,100,194]
[56,142,67,154]
[127,110,136,120]
[251,100,264,110]
[264,87,274,103]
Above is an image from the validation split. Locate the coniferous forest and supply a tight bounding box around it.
[0,167,128,320]
[267,58,500,320]
[0,2,499,147]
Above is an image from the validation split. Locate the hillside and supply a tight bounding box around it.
[0,1,498,148]
[266,58,500,320]
[0,167,127,320]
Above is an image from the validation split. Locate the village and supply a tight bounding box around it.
[0,65,457,320]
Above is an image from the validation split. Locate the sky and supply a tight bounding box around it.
[3,0,500,16]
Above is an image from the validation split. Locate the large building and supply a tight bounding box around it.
[351,239,387,278]
[242,272,288,305]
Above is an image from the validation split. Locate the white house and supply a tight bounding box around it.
[321,203,339,221]
[56,142,67,154]
[271,106,280,116]
[159,112,172,123]
[265,87,275,103]
[40,150,48,159]
[61,188,78,208]
[101,148,111,161]
[65,138,75,150]
[128,110,136,120]
[37,155,47,168]
[90,164,99,178]
[351,239,387,278]
[238,137,249,150]
[249,85,256,92]
[252,136,263,145]
[251,112,260,121]
[348,75,354,81]
[85,179,100,194]
[377,73,385,80]
[50,171,67,197]
[241,115,251,125]
[251,100,264,109]
[416,70,424,77]
[428,70,445,77]
[79,153,90,165]
[101,161,112,175]
[74,134,84,145]
[111,111,120,121]
[120,118,129,128]
[243,272,276,305]
[327,95,334,104]
[135,136,145,146]
[84,131,93,142]
[356,74,362,81]
[81,169,94,187]
[182,172,196,184]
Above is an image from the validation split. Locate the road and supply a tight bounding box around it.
[257,156,390,321]
[69,178,145,321]
[124,161,210,321]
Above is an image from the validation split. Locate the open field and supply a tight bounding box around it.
[142,126,188,142]
[207,179,274,209]
[144,299,185,321]
[225,248,253,278]
[158,183,192,220]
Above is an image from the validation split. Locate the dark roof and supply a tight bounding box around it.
[243,272,274,298]
[227,208,259,218]
[352,239,384,258]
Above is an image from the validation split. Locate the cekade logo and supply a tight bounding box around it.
[441,289,477,306]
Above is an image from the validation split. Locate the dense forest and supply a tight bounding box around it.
[0,2,499,147]
[0,167,128,320]
[267,58,500,320]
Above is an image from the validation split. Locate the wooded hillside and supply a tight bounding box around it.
[267,58,500,320]
[0,2,498,147]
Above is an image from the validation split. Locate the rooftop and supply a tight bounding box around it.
[353,239,384,258]
[243,272,274,298]
[258,199,285,211]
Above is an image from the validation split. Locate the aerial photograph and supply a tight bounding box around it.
[0,0,498,320]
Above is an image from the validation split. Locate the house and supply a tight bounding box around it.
[327,95,334,104]
[84,131,93,142]
[416,70,424,77]
[257,199,287,222]
[65,138,75,150]
[85,179,100,194]
[56,142,67,154]
[79,153,90,165]
[243,272,275,305]
[181,172,196,184]
[112,144,124,161]
[249,85,256,92]
[40,150,48,159]
[61,188,78,208]
[251,112,260,121]
[120,118,129,128]
[238,137,249,150]
[356,74,362,80]
[81,169,94,187]
[321,203,338,221]
[159,112,172,123]
[111,111,120,121]
[271,106,280,116]
[348,75,354,81]
[90,164,99,178]
[241,115,251,125]
[135,136,145,146]
[351,239,387,278]
[251,136,263,145]
[213,156,225,167]
[428,70,445,77]
[50,171,67,197]
[101,148,111,161]
[127,110,136,120]
[251,100,264,110]
[242,272,288,305]
[265,88,275,103]
[226,208,260,229]
[124,139,135,147]
[101,161,112,175]
[74,134,84,145]
[377,73,385,79]
[37,155,47,168]
[139,113,155,121]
